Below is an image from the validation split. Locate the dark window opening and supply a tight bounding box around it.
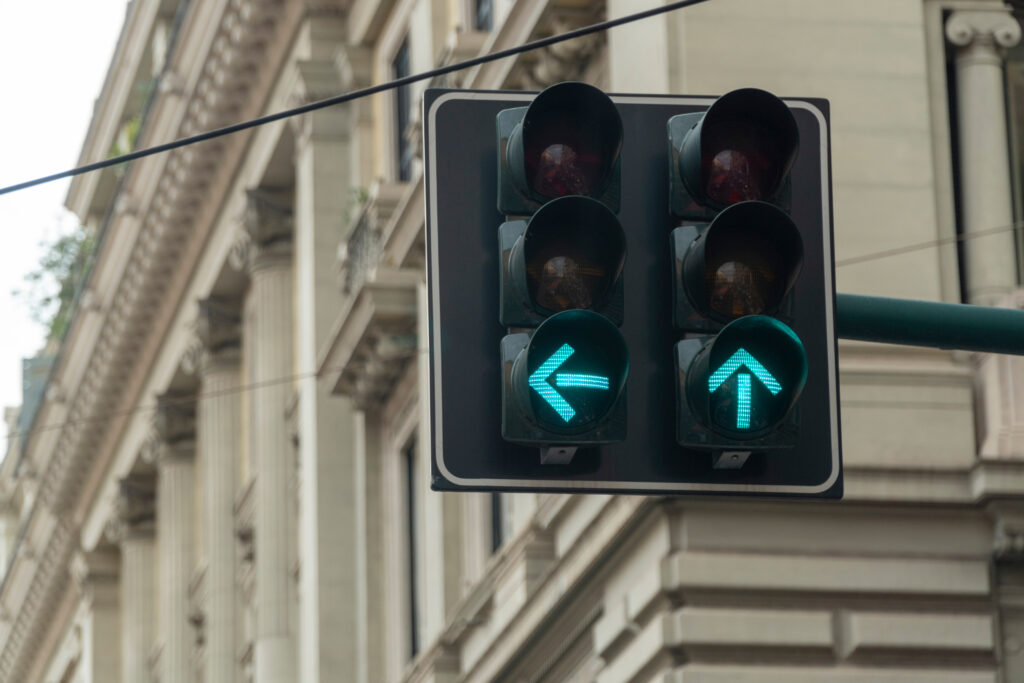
[393,39,414,182]
[476,0,493,32]
[404,441,420,658]
[490,492,503,553]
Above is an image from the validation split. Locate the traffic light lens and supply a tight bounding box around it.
[532,140,604,197]
[520,196,626,315]
[522,310,629,430]
[518,82,623,201]
[705,248,785,318]
[527,128,610,198]
[702,121,783,206]
[533,255,603,311]
[684,200,804,321]
[684,316,808,438]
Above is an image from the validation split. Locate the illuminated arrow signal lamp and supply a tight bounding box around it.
[496,82,629,463]
[668,88,809,454]
[501,310,628,462]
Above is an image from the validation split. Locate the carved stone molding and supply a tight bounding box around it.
[335,43,373,92]
[428,29,490,89]
[229,228,252,271]
[244,188,294,248]
[946,9,1022,50]
[505,5,605,90]
[976,289,1024,459]
[8,0,292,676]
[188,564,208,652]
[70,548,120,607]
[105,471,156,543]
[153,393,197,446]
[321,269,420,409]
[337,182,407,295]
[234,477,256,603]
[992,503,1024,562]
[197,296,242,355]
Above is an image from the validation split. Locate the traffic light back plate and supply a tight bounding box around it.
[425,89,840,497]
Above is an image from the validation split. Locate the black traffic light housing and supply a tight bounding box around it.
[502,310,628,462]
[495,83,630,461]
[671,200,803,332]
[424,83,840,497]
[498,82,623,215]
[675,315,807,451]
[669,88,798,220]
[669,89,808,454]
[500,195,626,327]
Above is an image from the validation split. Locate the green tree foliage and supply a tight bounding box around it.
[13,227,96,343]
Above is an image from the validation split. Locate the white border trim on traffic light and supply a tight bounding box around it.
[427,91,839,494]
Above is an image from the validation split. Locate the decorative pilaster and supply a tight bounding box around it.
[245,188,297,681]
[154,395,196,683]
[106,471,156,683]
[292,53,366,683]
[197,296,243,683]
[70,548,122,683]
[946,9,1023,305]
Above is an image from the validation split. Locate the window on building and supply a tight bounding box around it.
[403,441,420,658]
[490,492,503,553]
[393,38,413,182]
[1006,33,1024,283]
[475,0,493,32]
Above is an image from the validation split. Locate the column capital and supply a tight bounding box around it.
[195,297,242,373]
[946,9,1021,50]
[70,548,120,608]
[105,472,156,542]
[244,187,292,242]
[153,393,196,446]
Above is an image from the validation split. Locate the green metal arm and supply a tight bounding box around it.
[836,293,1024,355]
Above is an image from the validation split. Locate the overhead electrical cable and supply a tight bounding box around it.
[0,0,713,197]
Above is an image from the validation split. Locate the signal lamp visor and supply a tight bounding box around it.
[510,82,623,201]
[686,316,807,437]
[514,310,629,432]
[515,196,626,315]
[681,88,798,208]
[684,201,803,320]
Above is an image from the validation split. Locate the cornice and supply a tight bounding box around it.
[4,0,295,676]
[319,268,420,409]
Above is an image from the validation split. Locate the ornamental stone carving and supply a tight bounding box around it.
[153,393,197,446]
[109,471,157,539]
[244,188,293,248]
[197,297,242,354]
[946,9,1022,50]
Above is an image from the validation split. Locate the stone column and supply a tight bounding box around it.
[292,43,364,683]
[154,396,196,683]
[197,297,243,683]
[245,188,296,682]
[106,472,156,683]
[70,548,122,683]
[946,9,1023,305]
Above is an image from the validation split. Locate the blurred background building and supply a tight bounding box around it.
[0,0,1022,680]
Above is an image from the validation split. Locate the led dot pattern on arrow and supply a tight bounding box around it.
[555,373,610,389]
[529,343,577,422]
[708,348,782,394]
[736,373,752,429]
[707,347,783,431]
[528,342,615,425]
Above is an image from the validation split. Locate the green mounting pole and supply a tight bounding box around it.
[836,293,1024,356]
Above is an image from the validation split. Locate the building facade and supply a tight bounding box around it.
[1,0,1023,681]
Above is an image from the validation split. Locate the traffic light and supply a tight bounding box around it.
[495,82,629,462]
[668,89,810,460]
[423,83,840,497]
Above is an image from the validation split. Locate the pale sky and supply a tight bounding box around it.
[0,2,129,450]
